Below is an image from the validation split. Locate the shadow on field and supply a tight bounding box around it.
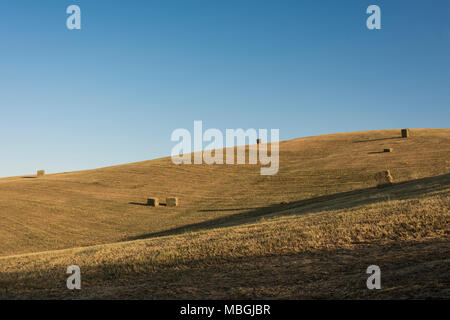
[353,137,402,143]
[129,202,167,207]
[198,208,257,212]
[128,173,450,241]
[1,239,448,299]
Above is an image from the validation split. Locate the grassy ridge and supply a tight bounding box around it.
[0,173,448,299]
[0,128,448,299]
[0,128,449,256]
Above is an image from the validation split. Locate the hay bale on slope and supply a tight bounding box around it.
[375,170,394,188]
[401,129,409,138]
[166,197,179,207]
[37,170,45,177]
[147,198,159,207]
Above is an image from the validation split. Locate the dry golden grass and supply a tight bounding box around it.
[0,128,448,256]
[0,128,449,299]
[0,176,448,299]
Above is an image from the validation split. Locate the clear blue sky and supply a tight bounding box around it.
[0,0,449,177]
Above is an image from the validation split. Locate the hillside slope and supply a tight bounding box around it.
[0,172,448,299]
[0,128,449,256]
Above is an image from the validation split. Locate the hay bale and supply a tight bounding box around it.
[375,170,394,188]
[147,198,159,207]
[166,197,179,207]
[384,148,393,152]
[401,129,409,138]
[37,170,45,177]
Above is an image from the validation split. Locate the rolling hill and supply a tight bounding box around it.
[0,128,449,299]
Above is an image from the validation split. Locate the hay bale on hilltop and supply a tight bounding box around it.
[166,197,179,207]
[401,129,409,138]
[375,170,394,188]
[147,198,159,207]
[37,170,45,177]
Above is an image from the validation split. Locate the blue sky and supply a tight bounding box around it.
[0,0,449,177]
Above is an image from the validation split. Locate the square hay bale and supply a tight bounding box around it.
[401,129,409,138]
[384,148,393,153]
[37,170,45,177]
[375,170,394,188]
[166,197,179,207]
[147,198,159,207]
